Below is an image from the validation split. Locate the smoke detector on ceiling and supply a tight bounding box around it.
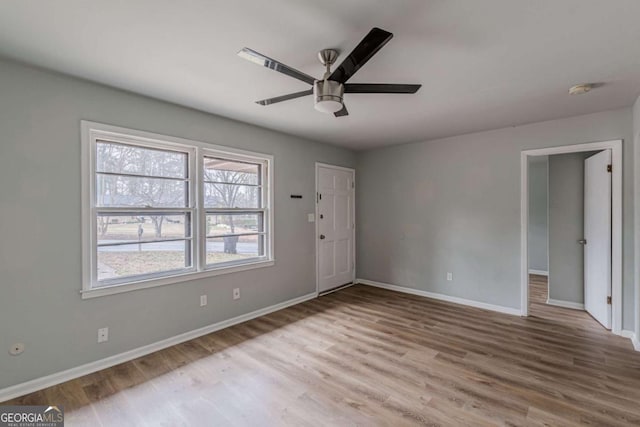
[568,83,594,95]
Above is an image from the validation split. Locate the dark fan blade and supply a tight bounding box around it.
[329,27,393,84]
[344,83,421,94]
[256,89,313,106]
[334,104,349,117]
[238,48,316,85]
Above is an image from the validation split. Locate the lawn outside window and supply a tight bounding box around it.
[81,121,274,298]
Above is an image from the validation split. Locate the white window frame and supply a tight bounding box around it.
[81,121,274,299]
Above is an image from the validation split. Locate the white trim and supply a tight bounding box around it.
[636,127,640,356]
[80,121,275,298]
[521,140,623,333]
[81,120,274,158]
[621,330,640,351]
[0,291,316,403]
[81,260,275,299]
[315,163,357,296]
[528,269,549,276]
[80,123,92,294]
[357,278,521,316]
[520,152,529,316]
[620,330,634,338]
[545,157,550,294]
[546,298,585,310]
[314,162,357,173]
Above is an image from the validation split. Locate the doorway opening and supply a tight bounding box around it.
[520,140,622,334]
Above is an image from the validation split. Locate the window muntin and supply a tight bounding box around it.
[203,183,260,208]
[206,236,263,265]
[97,213,191,244]
[84,124,273,295]
[205,213,264,237]
[97,241,191,283]
[96,175,188,208]
[203,158,260,184]
[96,141,188,178]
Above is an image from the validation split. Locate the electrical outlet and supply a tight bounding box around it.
[446,272,453,281]
[9,343,24,356]
[233,288,240,300]
[98,327,109,343]
[200,295,207,307]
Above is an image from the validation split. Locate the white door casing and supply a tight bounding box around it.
[584,149,612,329]
[316,164,355,293]
[520,140,622,334]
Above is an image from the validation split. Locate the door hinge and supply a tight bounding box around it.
[352,181,355,189]
[607,164,612,173]
[607,296,612,305]
[317,192,322,203]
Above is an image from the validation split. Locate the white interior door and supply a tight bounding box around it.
[584,149,612,329]
[317,165,355,293]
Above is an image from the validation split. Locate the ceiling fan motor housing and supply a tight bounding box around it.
[314,79,344,113]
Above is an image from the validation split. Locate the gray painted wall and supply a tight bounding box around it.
[528,157,548,273]
[357,108,634,328]
[0,59,355,389]
[1,56,637,392]
[547,153,593,304]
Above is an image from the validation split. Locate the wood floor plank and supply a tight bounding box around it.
[3,277,640,426]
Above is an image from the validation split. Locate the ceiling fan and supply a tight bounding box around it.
[237,27,421,117]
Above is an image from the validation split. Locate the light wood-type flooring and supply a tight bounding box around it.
[528,274,601,330]
[4,278,640,426]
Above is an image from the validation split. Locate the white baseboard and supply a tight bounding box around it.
[621,330,640,351]
[0,292,317,403]
[546,298,585,311]
[528,269,548,276]
[357,278,522,316]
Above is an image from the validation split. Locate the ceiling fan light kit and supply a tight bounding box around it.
[314,79,344,113]
[238,27,421,117]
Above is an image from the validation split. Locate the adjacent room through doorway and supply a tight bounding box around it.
[526,146,614,330]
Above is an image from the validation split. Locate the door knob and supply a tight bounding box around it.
[578,239,587,245]
[319,234,326,240]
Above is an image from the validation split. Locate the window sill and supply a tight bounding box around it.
[81,259,275,299]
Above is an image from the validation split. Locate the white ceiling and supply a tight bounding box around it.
[1,1,639,150]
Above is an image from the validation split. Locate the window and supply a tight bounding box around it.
[95,141,194,285]
[82,122,273,298]
[203,157,267,266]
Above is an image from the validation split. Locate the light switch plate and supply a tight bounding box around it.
[308,213,315,222]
